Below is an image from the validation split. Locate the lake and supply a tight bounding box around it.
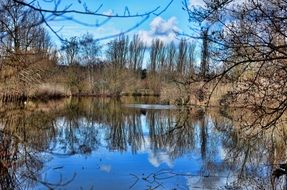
[0,97,286,190]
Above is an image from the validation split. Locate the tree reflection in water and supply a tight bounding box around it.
[0,98,286,189]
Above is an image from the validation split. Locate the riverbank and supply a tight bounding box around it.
[0,80,233,109]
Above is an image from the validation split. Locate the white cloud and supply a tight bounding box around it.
[137,136,174,168]
[188,0,246,8]
[189,0,205,7]
[102,9,113,16]
[100,164,112,173]
[148,151,173,168]
[138,16,180,46]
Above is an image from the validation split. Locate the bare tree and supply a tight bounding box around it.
[187,42,196,75]
[79,33,101,65]
[166,42,177,73]
[177,39,188,75]
[200,28,209,79]
[183,0,287,129]
[61,37,79,65]
[128,34,146,71]
[149,39,165,72]
[78,33,101,93]
[106,35,129,68]
[0,0,47,54]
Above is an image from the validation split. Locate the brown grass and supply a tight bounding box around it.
[29,83,70,100]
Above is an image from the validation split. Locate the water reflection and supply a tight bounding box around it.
[0,98,286,189]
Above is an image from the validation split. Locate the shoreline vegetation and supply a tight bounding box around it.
[0,81,231,108]
[0,50,232,107]
[0,83,229,106]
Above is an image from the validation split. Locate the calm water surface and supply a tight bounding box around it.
[0,97,286,190]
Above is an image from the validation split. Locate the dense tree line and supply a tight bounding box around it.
[61,34,197,74]
[57,34,200,97]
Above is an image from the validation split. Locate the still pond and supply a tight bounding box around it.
[0,97,286,189]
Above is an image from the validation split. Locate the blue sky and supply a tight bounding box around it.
[43,0,204,46]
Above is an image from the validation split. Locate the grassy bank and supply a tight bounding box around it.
[0,78,232,108]
[0,64,232,106]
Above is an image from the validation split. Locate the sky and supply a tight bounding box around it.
[42,0,204,46]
